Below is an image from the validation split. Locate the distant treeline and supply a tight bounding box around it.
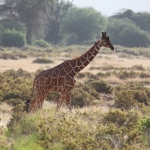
[0,0,150,47]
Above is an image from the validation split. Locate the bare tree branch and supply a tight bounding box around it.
[36,0,74,44]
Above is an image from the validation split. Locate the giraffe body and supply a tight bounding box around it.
[27,32,114,112]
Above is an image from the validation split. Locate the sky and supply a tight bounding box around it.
[73,0,150,16]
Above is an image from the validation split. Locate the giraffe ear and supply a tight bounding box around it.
[102,32,104,37]
[102,32,107,37]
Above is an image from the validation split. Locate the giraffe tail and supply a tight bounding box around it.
[31,73,39,97]
[31,78,36,97]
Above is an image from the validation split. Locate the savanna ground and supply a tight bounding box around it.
[1,45,150,150]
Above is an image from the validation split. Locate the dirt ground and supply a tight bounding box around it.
[0,54,149,73]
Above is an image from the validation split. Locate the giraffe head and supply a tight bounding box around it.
[98,32,114,50]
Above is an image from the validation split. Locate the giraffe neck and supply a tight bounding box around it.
[73,42,102,73]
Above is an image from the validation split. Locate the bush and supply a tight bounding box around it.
[0,127,9,150]
[32,58,54,64]
[117,71,138,79]
[89,80,113,94]
[115,90,137,109]
[0,69,33,105]
[1,29,26,47]
[0,53,18,60]
[115,82,150,109]
[131,65,145,71]
[75,83,100,100]
[103,109,141,127]
[140,117,150,129]
[71,88,94,107]
[34,39,50,47]
[139,72,150,78]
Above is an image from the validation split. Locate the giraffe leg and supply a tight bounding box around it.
[35,91,50,110]
[28,96,39,112]
[65,92,72,111]
[63,82,74,111]
[56,94,66,111]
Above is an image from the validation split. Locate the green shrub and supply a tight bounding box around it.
[117,71,138,79]
[115,90,149,108]
[1,29,26,47]
[101,109,143,149]
[0,69,33,105]
[71,88,94,107]
[13,133,43,150]
[115,82,145,92]
[139,117,150,129]
[34,39,50,47]
[134,90,149,105]
[131,65,145,71]
[115,90,137,109]
[0,127,9,150]
[33,58,54,64]
[96,72,111,78]
[87,73,98,80]
[89,80,113,94]
[0,53,18,60]
[75,83,100,100]
[115,83,150,109]
[7,104,147,150]
[103,109,141,126]
[139,72,150,78]
[101,65,116,70]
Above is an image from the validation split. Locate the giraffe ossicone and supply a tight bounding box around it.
[25,32,114,112]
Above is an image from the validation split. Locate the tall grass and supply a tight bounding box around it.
[4,103,149,150]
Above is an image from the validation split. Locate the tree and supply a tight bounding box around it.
[61,6,107,45]
[0,0,44,44]
[16,0,44,44]
[112,9,150,33]
[38,0,74,44]
[107,18,150,47]
[0,20,26,33]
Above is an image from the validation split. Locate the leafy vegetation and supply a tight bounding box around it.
[34,39,50,48]
[0,64,150,149]
[1,29,26,47]
[0,0,150,46]
[0,44,150,149]
[32,58,54,64]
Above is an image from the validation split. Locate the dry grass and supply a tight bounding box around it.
[43,100,111,114]
[0,54,150,73]
[0,103,12,127]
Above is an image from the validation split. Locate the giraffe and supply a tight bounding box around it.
[25,32,114,112]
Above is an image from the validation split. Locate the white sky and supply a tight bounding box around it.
[73,0,150,16]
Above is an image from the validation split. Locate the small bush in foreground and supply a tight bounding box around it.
[32,58,54,64]
[7,107,147,150]
[140,117,150,129]
[0,127,9,150]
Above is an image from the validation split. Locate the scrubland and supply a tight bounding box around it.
[0,45,150,150]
